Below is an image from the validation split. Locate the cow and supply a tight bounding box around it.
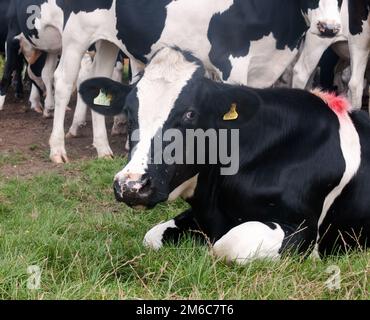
[0,0,7,53]
[293,0,370,112]
[0,0,25,110]
[293,0,349,91]
[80,47,369,262]
[10,0,341,163]
[347,0,370,110]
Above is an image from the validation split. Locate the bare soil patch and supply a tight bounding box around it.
[0,90,126,178]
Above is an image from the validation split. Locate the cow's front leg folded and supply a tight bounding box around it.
[143,210,200,251]
[212,222,315,265]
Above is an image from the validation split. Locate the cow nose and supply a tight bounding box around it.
[317,21,341,38]
[113,174,153,204]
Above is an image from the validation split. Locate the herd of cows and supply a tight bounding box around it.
[0,0,370,264]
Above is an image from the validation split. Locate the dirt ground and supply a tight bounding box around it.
[0,89,127,178]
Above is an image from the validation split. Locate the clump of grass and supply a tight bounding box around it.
[0,158,368,300]
[0,150,28,167]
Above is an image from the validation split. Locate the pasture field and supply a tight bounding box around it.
[0,58,369,300]
[0,158,368,300]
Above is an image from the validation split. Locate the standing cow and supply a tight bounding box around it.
[0,0,25,110]
[80,47,369,262]
[347,0,370,110]
[8,0,341,163]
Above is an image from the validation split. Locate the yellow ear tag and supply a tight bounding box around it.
[223,103,239,121]
[94,90,112,107]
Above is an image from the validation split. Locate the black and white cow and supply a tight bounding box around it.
[0,0,8,53]
[80,47,369,262]
[12,0,341,163]
[0,0,25,110]
[293,0,370,112]
[293,0,349,91]
[347,0,370,109]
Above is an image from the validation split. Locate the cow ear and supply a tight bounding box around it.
[79,77,132,116]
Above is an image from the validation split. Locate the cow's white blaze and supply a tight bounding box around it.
[213,222,285,264]
[116,48,199,181]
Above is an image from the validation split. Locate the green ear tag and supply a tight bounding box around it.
[223,103,239,121]
[94,90,112,107]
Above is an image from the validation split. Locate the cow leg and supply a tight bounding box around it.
[348,23,370,110]
[67,53,93,138]
[50,43,87,163]
[90,41,119,158]
[0,37,21,110]
[212,221,315,265]
[348,45,370,109]
[111,58,144,138]
[29,83,43,114]
[111,59,127,136]
[143,210,200,251]
[14,54,24,99]
[293,34,334,89]
[42,53,59,118]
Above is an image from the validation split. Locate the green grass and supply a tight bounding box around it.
[0,158,369,300]
[0,150,28,167]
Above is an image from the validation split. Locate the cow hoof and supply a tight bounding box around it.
[100,154,114,160]
[33,105,43,114]
[111,124,127,136]
[50,154,70,164]
[43,109,54,119]
[96,145,114,160]
[66,132,78,139]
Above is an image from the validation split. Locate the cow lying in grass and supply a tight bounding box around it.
[80,47,369,264]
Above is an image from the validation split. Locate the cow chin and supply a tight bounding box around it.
[114,186,169,210]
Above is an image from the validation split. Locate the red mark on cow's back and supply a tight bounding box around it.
[312,90,352,116]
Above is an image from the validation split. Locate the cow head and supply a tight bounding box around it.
[302,0,342,37]
[80,47,259,209]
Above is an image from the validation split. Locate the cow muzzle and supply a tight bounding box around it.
[113,174,154,207]
[317,21,341,38]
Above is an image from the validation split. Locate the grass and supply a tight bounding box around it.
[0,150,28,167]
[0,158,368,300]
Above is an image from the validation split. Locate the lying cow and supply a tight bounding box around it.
[80,47,369,263]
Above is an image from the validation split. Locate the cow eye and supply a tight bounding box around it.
[184,111,196,121]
